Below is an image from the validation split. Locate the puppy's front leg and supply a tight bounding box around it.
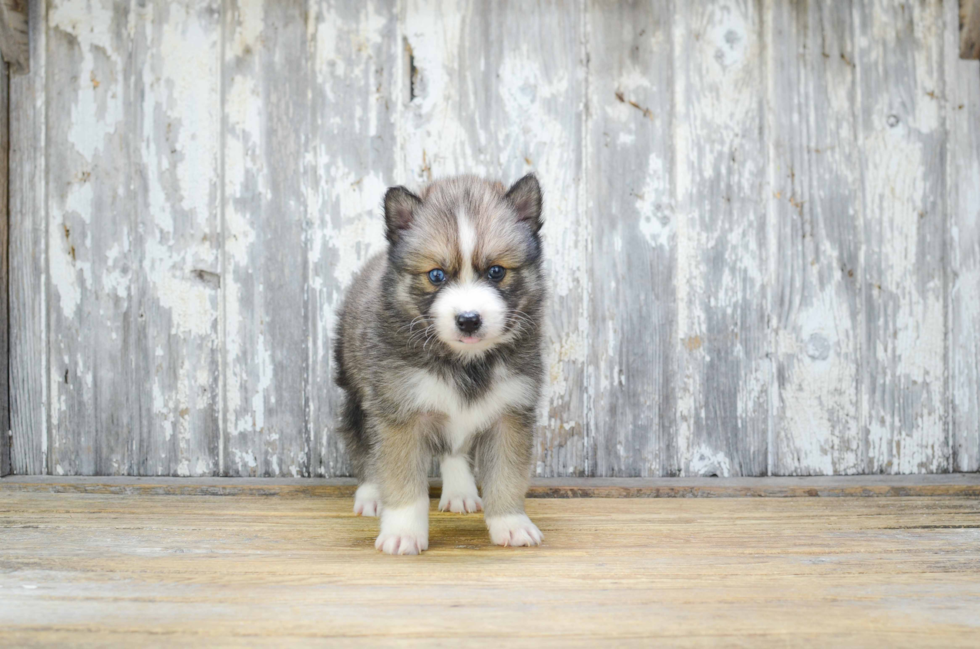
[438,454,483,513]
[374,419,431,555]
[478,410,543,547]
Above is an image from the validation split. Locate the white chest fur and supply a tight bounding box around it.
[404,367,537,452]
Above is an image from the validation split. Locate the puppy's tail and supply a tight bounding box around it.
[338,393,370,481]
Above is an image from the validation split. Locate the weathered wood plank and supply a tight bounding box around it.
[3,492,980,646]
[401,1,589,477]
[0,0,28,74]
[46,0,142,475]
[132,1,222,475]
[8,0,45,474]
[946,0,980,472]
[856,0,947,473]
[0,61,9,477]
[4,473,980,499]
[587,1,674,476]
[223,0,311,476]
[307,0,398,478]
[962,0,980,59]
[6,0,976,479]
[672,0,769,476]
[768,0,863,475]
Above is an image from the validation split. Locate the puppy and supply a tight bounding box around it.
[334,174,546,555]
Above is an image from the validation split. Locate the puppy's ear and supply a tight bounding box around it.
[505,174,543,233]
[384,186,423,244]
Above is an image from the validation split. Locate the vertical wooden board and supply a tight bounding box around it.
[223,0,311,476]
[963,0,980,59]
[586,1,675,476]
[9,0,45,474]
[768,0,863,475]
[672,0,769,476]
[307,0,398,477]
[945,0,980,472]
[401,0,589,477]
[855,0,946,473]
[0,0,29,75]
[132,1,222,475]
[1,61,9,476]
[46,0,141,475]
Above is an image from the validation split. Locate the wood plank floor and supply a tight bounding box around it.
[2,485,980,647]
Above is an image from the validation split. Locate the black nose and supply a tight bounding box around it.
[456,311,482,334]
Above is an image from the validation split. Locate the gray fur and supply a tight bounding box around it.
[334,175,546,546]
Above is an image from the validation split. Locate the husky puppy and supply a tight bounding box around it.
[334,174,546,555]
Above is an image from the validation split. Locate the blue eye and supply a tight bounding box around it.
[487,265,506,282]
[427,268,446,284]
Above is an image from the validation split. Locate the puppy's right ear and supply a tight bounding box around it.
[505,174,543,233]
[384,186,423,244]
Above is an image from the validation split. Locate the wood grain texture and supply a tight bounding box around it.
[0,0,28,74]
[962,0,980,58]
[400,0,590,477]
[133,0,222,476]
[6,1,978,478]
[2,490,980,646]
[222,0,311,476]
[307,0,398,477]
[46,0,142,475]
[587,0,675,476]
[8,0,44,474]
[946,0,980,472]
[4,473,980,499]
[0,61,8,477]
[768,0,863,475]
[672,0,769,476]
[856,0,947,473]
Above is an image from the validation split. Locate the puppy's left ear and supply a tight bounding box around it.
[384,186,423,244]
[505,174,543,233]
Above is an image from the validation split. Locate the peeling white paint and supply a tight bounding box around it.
[687,444,733,477]
[229,0,263,58]
[16,0,972,479]
[50,0,122,163]
[863,92,945,473]
[155,275,213,337]
[636,153,672,250]
[232,449,258,473]
[157,3,218,218]
[316,168,388,291]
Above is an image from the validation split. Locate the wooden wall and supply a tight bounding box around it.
[1,59,8,477]
[7,0,980,477]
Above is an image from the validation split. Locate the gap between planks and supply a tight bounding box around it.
[2,474,979,498]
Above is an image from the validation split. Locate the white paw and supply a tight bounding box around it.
[438,455,482,514]
[375,497,429,556]
[353,483,381,517]
[487,513,543,547]
[375,532,428,555]
[439,490,483,514]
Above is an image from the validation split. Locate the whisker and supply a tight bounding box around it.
[409,324,436,349]
[399,315,428,332]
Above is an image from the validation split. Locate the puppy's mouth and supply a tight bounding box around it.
[449,332,497,350]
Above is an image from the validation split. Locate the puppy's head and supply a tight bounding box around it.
[384,174,545,359]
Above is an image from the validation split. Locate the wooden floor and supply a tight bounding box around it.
[2,480,980,647]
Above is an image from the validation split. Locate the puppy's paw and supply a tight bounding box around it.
[375,532,428,555]
[353,483,382,517]
[438,455,482,514]
[487,513,543,547]
[376,498,429,556]
[438,489,483,514]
